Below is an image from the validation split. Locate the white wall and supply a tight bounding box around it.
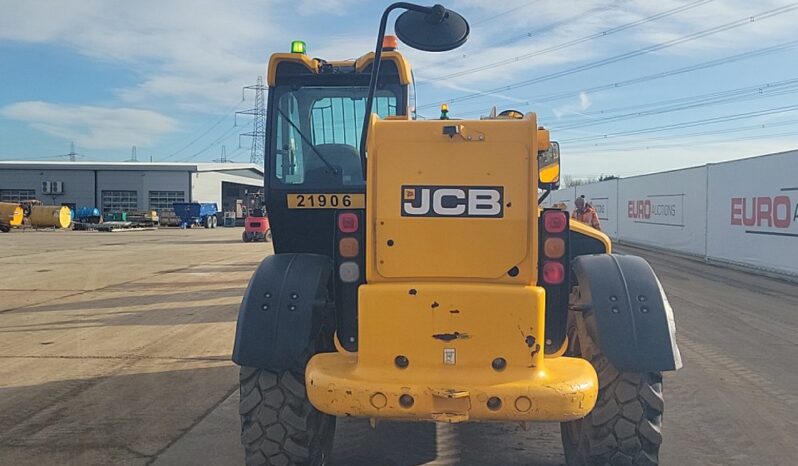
[618,166,708,256]
[576,180,619,238]
[706,150,798,274]
[556,149,798,276]
[545,187,575,209]
[192,171,263,207]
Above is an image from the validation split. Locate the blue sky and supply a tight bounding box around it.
[1,0,797,177]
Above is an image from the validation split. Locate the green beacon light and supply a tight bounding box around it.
[291,40,307,54]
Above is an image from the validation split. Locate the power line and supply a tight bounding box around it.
[554,77,798,122]
[560,104,798,143]
[178,124,241,162]
[159,99,245,161]
[565,117,798,149]
[454,39,798,118]
[419,3,798,110]
[550,78,798,130]
[471,1,541,26]
[425,4,616,71]
[569,129,798,153]
[428,0,712,81]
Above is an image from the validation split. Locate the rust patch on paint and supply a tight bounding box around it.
[432,332,470,342]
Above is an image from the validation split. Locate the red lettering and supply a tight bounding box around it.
[756,197,772,227]
[742,197,756,226]
[773,195,791,228]
[628,200,653,219]
[731,195,793,228]
[730,197,743,225]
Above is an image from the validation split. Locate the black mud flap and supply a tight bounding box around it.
[232,253,332,371]
[571,254,682,372]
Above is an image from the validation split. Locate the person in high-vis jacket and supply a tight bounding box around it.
[572,195,602,231]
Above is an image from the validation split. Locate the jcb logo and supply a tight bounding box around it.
[401,185,503,218]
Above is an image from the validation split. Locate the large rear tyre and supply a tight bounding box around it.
[561,311,664,466]
[242,231,252,243]
[239,367,335,466]
[239,279,336,466]
[265,229,273,243]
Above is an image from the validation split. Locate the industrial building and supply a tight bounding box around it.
[0,161,264,214]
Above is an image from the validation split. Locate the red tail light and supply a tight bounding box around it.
[543,211,567,233]
[338,212,358,233]
[542,261,565,285]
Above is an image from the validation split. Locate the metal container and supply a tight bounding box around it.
[75,207,101,219]
[29,205,71,229]
[105,211,127,222]
[0,202,24,230]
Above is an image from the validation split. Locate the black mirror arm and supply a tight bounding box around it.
[359,2,437,179]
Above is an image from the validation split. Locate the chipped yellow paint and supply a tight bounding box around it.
[305,111,600,422]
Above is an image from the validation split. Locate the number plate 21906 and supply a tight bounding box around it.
[286,194,365,209]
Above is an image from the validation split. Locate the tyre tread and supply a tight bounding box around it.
[562,315,664,466]
[239,366,334,465]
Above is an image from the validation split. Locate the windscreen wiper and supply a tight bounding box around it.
[276,109,339,175]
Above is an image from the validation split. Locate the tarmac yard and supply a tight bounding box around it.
[1,228,797,465]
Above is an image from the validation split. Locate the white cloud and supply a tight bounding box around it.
[552,91,592,118]
[0,0,284,110]
[0,102,178,149]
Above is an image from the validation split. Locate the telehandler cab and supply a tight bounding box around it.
[233,3,681,465]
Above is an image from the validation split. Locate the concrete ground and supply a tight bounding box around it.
[1,228,797,465]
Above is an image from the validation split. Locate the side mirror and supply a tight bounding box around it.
[394,5,470,52]
[539,141,560,190]
[360,3,470,176]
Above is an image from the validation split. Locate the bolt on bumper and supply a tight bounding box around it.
[306,352,598,423]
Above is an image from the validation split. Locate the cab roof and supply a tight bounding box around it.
[267,50,412,86]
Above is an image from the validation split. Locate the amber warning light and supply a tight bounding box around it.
[382,35,398,50]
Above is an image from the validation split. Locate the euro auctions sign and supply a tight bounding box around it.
[730,190,798,237]
[627,195,684,227]
[707,152,798,275]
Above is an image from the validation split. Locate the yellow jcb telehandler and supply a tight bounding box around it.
[233,4,681,465]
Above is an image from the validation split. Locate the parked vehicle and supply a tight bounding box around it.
[242,208,271,242]
[172,202,218,228]
[232,7,680,466]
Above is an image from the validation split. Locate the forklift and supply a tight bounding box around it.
[233,4,681,465]
[242,191,272,243]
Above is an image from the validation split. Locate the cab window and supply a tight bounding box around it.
[272,86,398,187]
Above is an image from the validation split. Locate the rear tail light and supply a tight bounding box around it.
[544,237,565,259]
[339,237,359,258]
[542,261,565,285]
[338,212,358,233]
[543,211,567,233]
[539,209,570,355]
[339,261,360,283]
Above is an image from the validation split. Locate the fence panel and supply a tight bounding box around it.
[617,166,708,256]
[706,150,798,275]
